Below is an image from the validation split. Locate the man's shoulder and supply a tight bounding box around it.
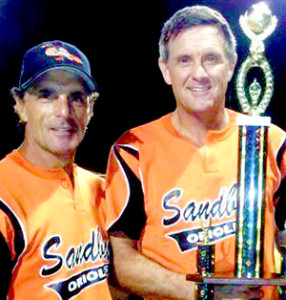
[268,122,286,152]
[269,121,286,135]
[116,113,171,145]
[0,150,18,174]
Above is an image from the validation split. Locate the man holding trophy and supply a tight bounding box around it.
[105,4,286,299]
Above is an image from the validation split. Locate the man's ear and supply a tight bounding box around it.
[86,92,99,123]
[10,87,28,123]
[158,58,172,85]
[227,53,238,82]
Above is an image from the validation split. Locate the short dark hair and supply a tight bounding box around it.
[159,5,237,63]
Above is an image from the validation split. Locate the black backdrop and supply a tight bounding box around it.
[0,0,285,173]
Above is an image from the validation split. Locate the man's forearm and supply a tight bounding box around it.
[110,235,195,300]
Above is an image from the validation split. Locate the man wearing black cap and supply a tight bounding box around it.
[0,41,112,299]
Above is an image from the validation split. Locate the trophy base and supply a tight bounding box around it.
[186,273,286,286]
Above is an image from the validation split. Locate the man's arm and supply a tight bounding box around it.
[110,235,195,300]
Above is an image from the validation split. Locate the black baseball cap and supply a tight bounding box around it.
[19,40,98,92]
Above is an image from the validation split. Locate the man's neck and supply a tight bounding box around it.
[18,143,75,184]
[171,108,229,147]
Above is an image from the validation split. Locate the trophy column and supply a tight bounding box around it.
[236,115,270,278]
[196,220,215,300]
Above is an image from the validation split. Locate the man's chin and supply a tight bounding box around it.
[46,134,83,158]
[49,143,79,159]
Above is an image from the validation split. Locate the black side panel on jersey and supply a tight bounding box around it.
[108,145,147,241]
[0,199,26,268]
[0,232,12,298]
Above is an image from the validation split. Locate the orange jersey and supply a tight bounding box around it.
[0,150,112,299]
[105,109,286,299]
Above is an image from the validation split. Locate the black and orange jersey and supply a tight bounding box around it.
[105,109,286,300]
[0,149,112,299]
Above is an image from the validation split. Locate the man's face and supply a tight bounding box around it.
[17,69,94,161]
[159,25,236,116]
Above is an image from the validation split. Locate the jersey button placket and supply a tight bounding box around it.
[59,174,72,192]
[60,178,68,188]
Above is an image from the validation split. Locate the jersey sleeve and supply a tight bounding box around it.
[105,133,146,241]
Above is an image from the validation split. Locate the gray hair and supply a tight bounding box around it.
[159,6,237,63]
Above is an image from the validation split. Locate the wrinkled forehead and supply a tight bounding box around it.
[171,25,225,42]
[167,25,233,63]
[28,69,91,94]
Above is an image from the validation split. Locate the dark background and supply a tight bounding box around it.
[0,0,285,173]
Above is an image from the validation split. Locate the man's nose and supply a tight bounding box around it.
[55,95,71,117]
[192,62,208,81]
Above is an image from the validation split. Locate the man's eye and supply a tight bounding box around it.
[179,56,190,64]
[38,90,54,99]
[204,54,219,64]
[69,94,86,105]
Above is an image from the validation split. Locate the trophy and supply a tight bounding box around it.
[235,2,276,278]
[187,3,286,298]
